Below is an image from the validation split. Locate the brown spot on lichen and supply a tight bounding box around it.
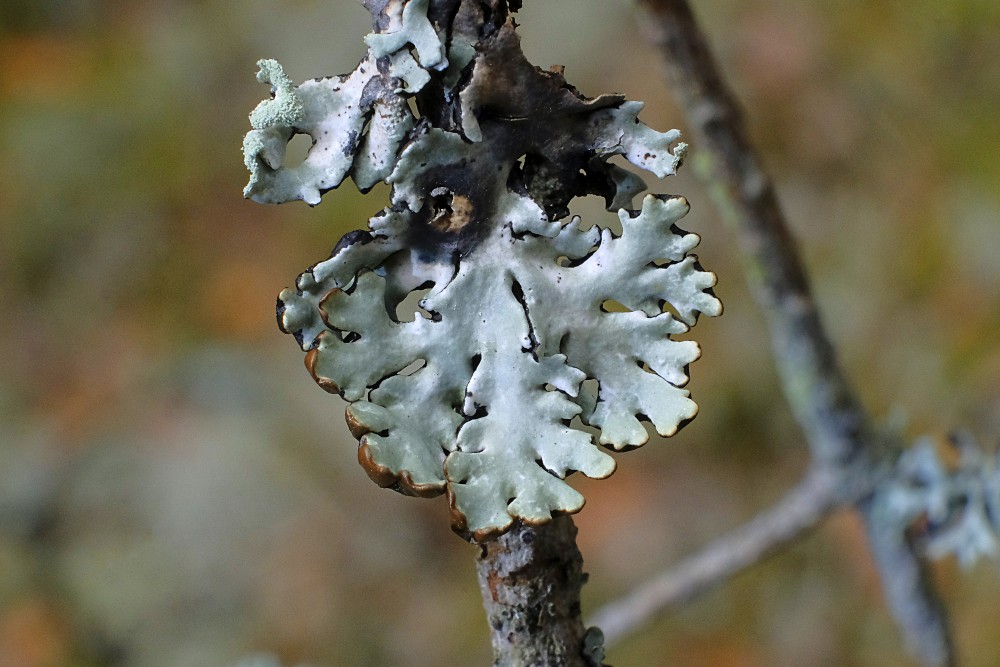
[397,469,444,498]
[447,487,510,543]
[522,508,569,528]
[429,191,475,233]
[447,486,474,541]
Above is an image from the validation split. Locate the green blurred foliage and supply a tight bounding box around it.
[0,1,998,665]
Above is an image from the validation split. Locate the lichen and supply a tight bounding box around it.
[883,433,1000,568]
[246,1,722,541]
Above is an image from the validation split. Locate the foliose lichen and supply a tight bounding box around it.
[884,433,1000,568]
[244,0,722,541]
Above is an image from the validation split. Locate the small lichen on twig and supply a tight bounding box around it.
[884,433,1000,568]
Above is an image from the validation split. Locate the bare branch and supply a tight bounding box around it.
[478,516,606,666]
[590,468,840,647]
[633,1,955,663]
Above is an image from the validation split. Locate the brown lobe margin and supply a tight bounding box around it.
[345,408,372,439]
[446,487,582,543]
[317,288,343,330]
[358,440,444,499]
[446,486,482,542]
[304,344,340,394]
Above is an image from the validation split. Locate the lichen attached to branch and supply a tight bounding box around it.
[883,433,1000,568]
[245,0,720,542]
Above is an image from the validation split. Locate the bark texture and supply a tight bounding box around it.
[476,517,604,667]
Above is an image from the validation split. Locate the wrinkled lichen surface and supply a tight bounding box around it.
[244,0,721,541]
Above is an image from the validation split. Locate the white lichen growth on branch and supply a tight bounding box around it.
[884,433,1000,568]
[244,0,721,541]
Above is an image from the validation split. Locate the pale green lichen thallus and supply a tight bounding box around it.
[244,0,722,541]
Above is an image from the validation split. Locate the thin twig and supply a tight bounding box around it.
[590,468,840,647]
[624,1,955,663]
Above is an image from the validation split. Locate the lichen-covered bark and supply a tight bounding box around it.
[476,517,606,667]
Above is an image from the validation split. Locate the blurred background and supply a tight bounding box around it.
[1,1,998,665]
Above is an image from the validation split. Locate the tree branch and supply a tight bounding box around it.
[861,496,956,667]
[627,1,955,663]
[477,516,605,667]
[590,468,840,647]
[640,0,868,468]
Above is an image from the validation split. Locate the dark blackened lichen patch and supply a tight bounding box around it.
[362,0,396,33]
[331,229,375,257]
[344,130,360,157]
[449,22,656,219]
[404,189,489,261]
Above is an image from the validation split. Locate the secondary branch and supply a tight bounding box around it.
[628,1,954,663]
[590,468,841,646]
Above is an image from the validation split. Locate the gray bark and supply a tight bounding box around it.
[476,517,605,666]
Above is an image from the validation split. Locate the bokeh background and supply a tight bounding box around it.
[2,1,999,665]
